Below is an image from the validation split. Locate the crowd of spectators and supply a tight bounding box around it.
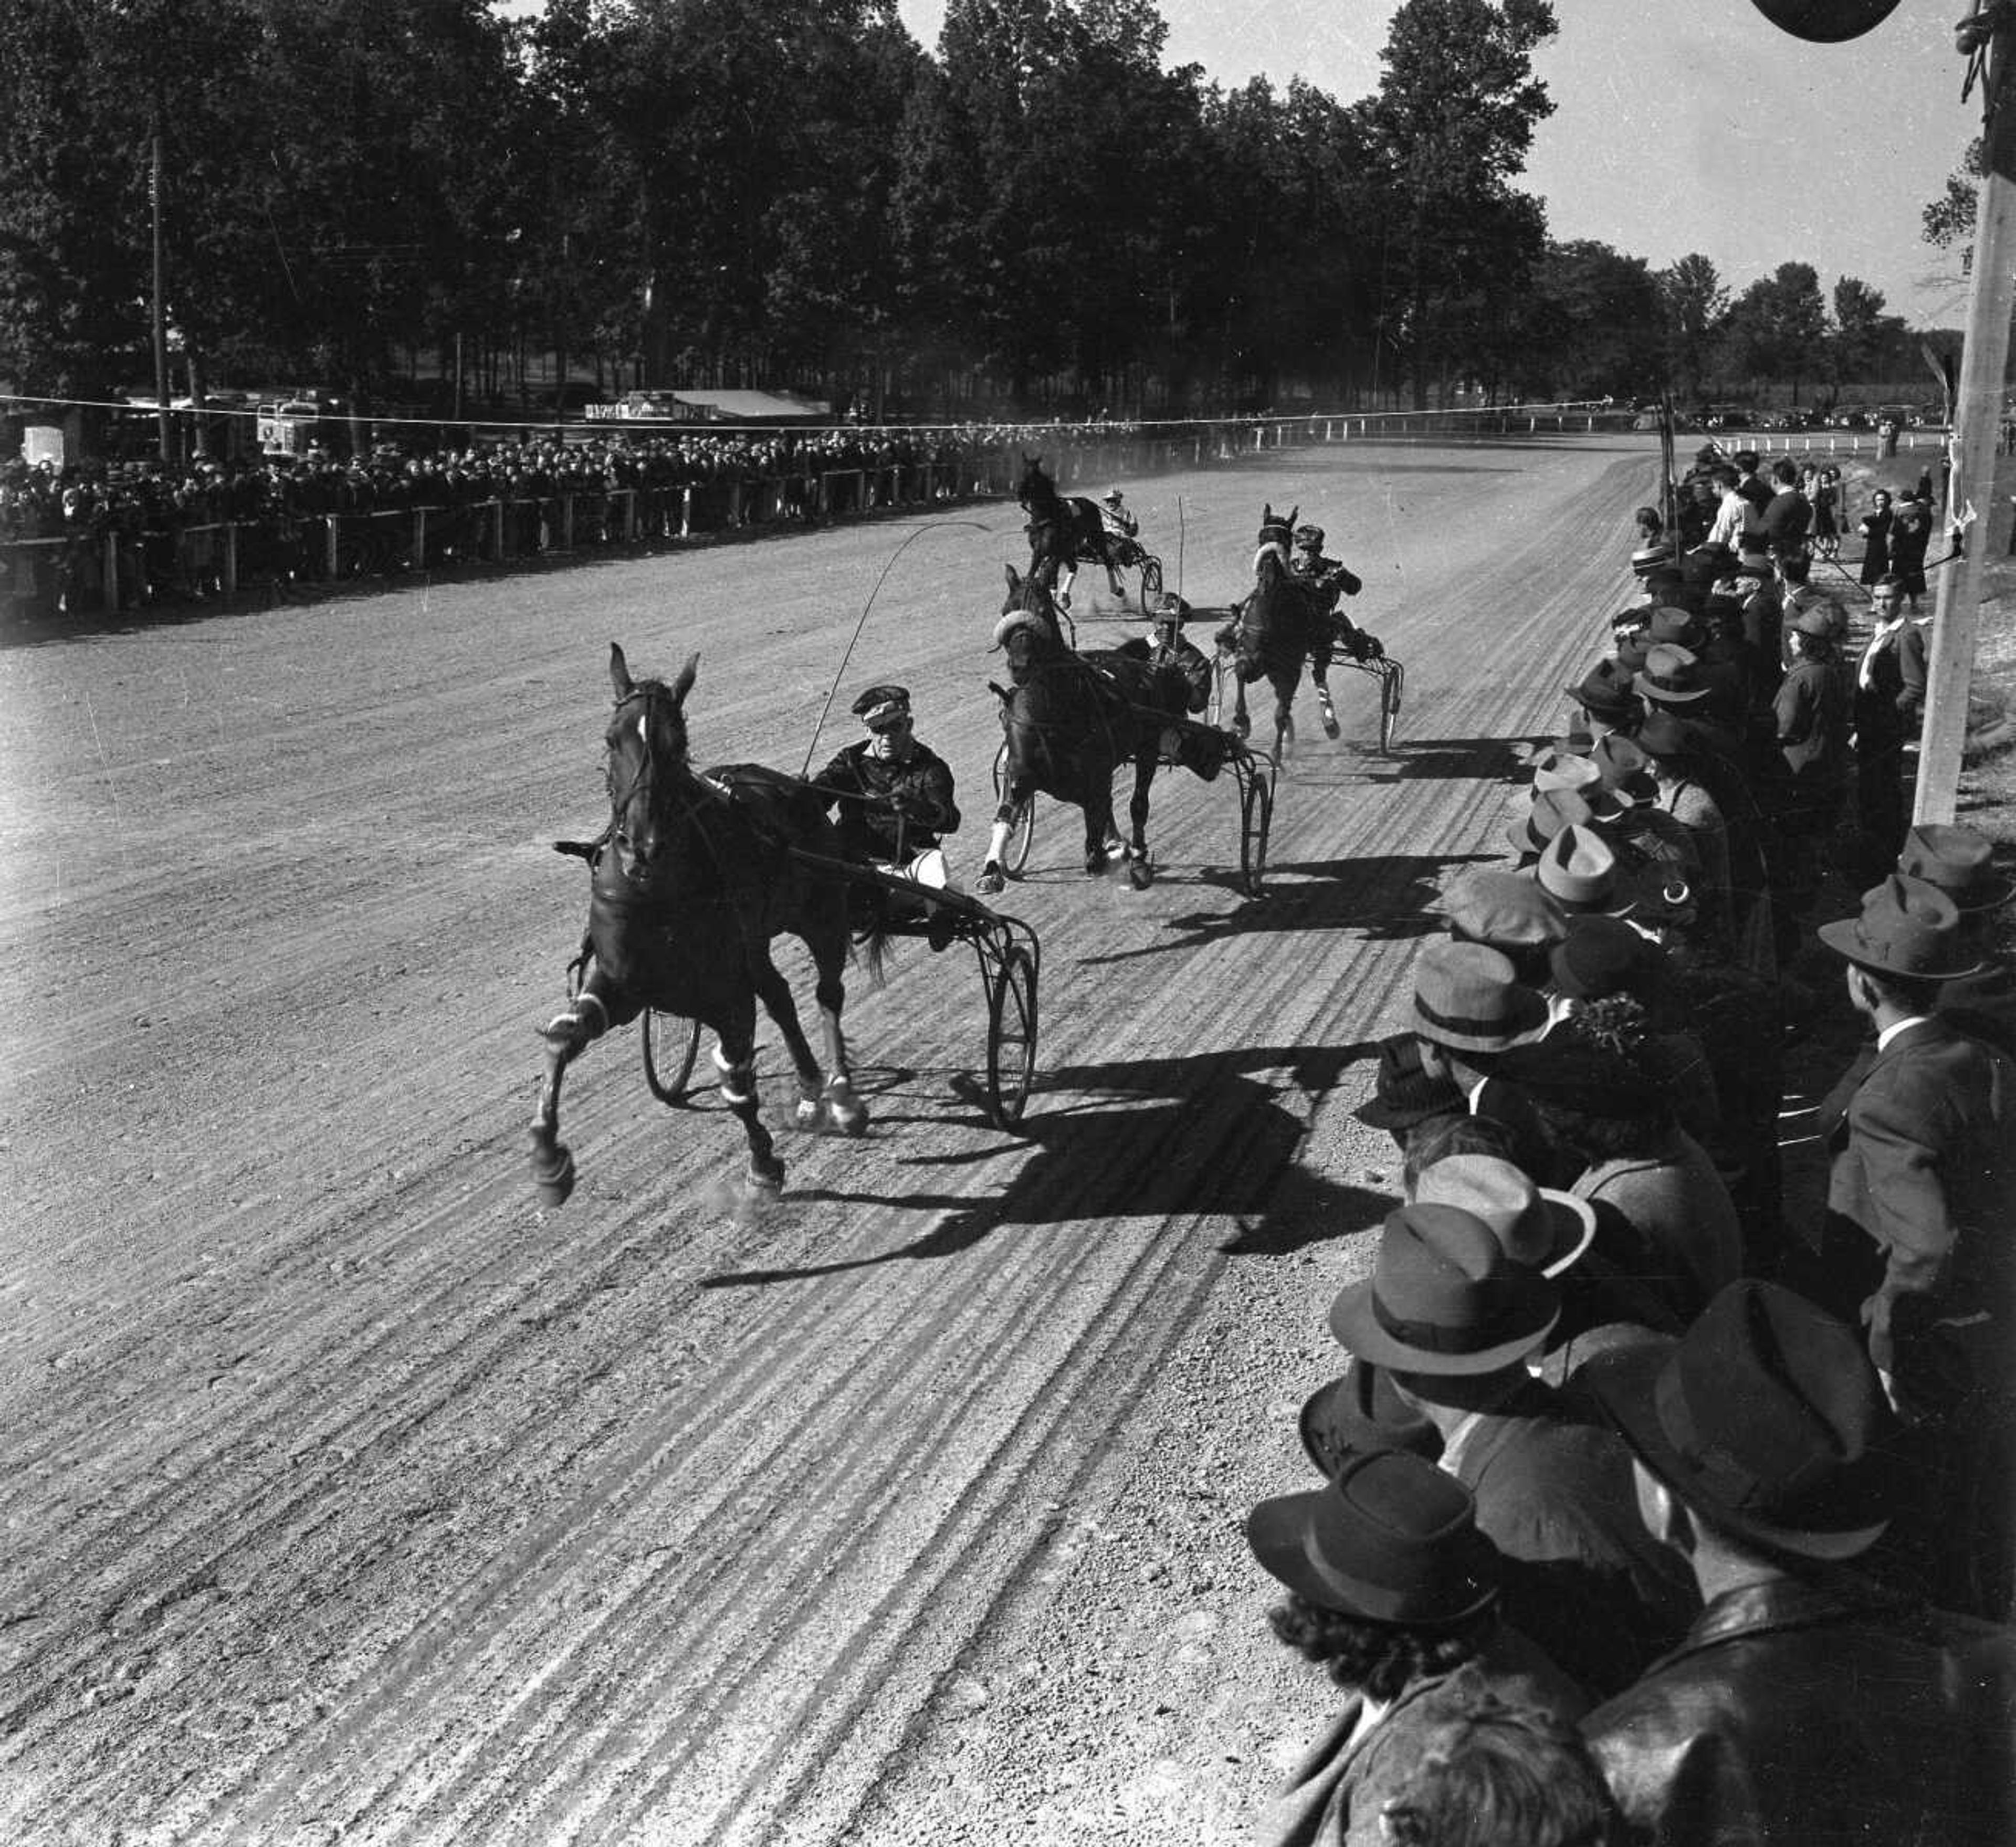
[0,418,1218,620]
[1242,443,2015,1844]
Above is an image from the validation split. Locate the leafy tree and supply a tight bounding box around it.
[1363,0,1557,408]
[1825,275,1906,396]
[1719,261,1826,404]
[1505,240,1660,401]
[1923,135,1983,269]
[1656,254,1728,404]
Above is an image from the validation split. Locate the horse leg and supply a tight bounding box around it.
[1056,560,1077,610]
[810,935,867,1132]
[1231,675,1252,741]
[710,994,785,1195]
[1272,671,1297,770]
[1125,748,1156,888]
[1312,659,1340,738]
[1103,543,1126,599]
[530,968,638,1206]
[979,759,1035,896]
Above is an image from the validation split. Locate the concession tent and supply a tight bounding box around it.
[601,390,832,424]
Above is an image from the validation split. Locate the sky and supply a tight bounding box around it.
[892,0,1977,329]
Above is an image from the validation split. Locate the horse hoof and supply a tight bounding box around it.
[1233,715,1251,740]
[823,1079,870,1137]
[1321,711,1341,740]
[1084,852,1110,877]
[530,1143,575,1208]
[1127,859,1154,890]
[742,1163,784,1199]
[976,865,1005,897]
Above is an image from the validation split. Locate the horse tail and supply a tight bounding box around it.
[853,909,894,986]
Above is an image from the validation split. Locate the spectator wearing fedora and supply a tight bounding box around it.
[1373,1671,1624,1847]
[1562,661,1641,743]
[1813,874,2016,1619]
[1492,1038,1741,1326]
[1411,1151,1672,1391]
[1530,826,1633,919]
[1328,1206,1697,1698]
[1899,823,2016,1056]
[1506,789,1602,869]
[1250,1449,1588,1847]
[1440,868,1571,988]
[1579,1281,2016,1847]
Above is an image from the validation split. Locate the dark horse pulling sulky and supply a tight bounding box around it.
[1015,453,1127,607]
[979,566,1255,897]
[1220,503,1403,766]
[530,644,885,1207]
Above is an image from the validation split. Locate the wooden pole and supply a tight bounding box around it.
[151,120,171,463]
[1916,20,2016,824]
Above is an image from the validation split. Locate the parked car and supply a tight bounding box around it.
[1705,404,1760,429]
[1830,406,1870,428]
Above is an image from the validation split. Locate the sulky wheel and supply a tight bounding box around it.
[1378,658,1405,754]
[1137,553,1164,616]
[985,943,1039,1129]
[990,738,1037,875]
[642,1008,703,1106]
[1240,766,1275,898]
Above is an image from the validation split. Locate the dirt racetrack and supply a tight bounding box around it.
[0,434,1657,1845]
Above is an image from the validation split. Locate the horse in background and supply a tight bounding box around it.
[979,566,1217,895]
[1016,453,1126,607]
[1222,502,1331,768]
[530,644,886,1208]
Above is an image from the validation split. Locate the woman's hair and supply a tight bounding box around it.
[1377,1667,1622,1847]
[1266,1594,1490,1703]
[1526,1086,1671,1164]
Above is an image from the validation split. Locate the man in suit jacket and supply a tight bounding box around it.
[1815,874,2016,1619]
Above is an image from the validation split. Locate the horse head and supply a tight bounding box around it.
[1017,453,1057,513]
[993,563,1067,681]
[1255,502,1298,577]
[604,641,698,878]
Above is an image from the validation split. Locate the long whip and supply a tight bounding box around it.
[799,518,990,776]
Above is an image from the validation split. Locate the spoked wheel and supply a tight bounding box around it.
[1240,764,1275,897]
[1137,553,1164,615]
[984,942,1040,1129]
[642,1008,703,1105]
[990,738,1037,875]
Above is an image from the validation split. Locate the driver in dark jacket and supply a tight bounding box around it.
[816,683,961,873]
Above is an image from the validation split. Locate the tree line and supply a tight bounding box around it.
[0,0,1936,425]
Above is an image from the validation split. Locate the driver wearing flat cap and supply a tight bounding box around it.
[817,683,961,879]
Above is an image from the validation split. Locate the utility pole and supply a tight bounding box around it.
[1916,7,2016,824]
[151,111,171,462]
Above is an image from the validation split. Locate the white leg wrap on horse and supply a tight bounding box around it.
[711,1043,754,1107]
[985,818,1012,866]
[544,990,607,1044]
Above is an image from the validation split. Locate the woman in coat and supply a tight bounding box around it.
[1856,486,1893,587]
[1250,1450,1588,1847]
